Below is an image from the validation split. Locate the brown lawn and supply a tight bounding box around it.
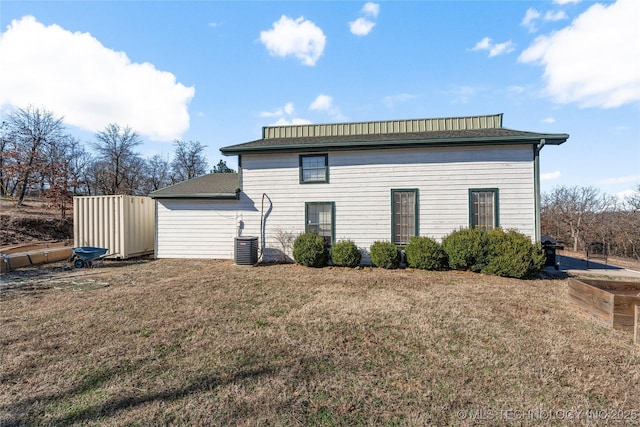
[1,259,639,426]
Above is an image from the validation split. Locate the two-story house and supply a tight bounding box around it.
[150,114,568,263]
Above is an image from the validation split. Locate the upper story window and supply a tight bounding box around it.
[300,154,329,184]
[469,188,499,230]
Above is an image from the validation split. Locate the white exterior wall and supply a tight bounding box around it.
[240,145,535,262]
[155,199,256,259]
[155,145,536,261]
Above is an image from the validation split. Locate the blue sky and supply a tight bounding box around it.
[1,0,638,197]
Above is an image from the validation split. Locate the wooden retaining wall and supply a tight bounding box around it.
[568,278,640,331]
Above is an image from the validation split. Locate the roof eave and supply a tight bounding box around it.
[150,191,240,200]
[221,134,569,156]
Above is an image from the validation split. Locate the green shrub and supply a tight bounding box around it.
[331,240,362,268]
[442,227,489,272]
[481,228,546,279]
[369,241,401,269]
[293,232,328,268]
[405,236,448,270]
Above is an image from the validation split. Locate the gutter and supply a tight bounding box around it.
[221,134,569,156]
[150,190,240,200]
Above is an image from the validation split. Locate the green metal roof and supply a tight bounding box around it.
[220,114,568,156]
[149,173,240,199]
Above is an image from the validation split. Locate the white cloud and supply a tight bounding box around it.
[472,37,491,50]
[260,102,295,118]
[272,117,312,126]
[259,108,285,118]
[554,0,580,4]
[522,8,568,32]
[601,174,640,185]
[309,94,345,121]
[519,0,640,108]
[521,8,541,32]
[0,16,194,141]
[260,102,310,125]
[470,37,515,57]
[544,11,568,22]
[309,94,333,111]
[489,41,516,57]
[259,15,326,66]
[542,117,556,123]
[284,102,295,116]
[615,188,638,201]
[350,17,376,36]
[541,171,562,181]
[362,2,380,18]
[350,3,380,36]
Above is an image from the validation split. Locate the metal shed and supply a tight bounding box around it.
[73,195,155,259]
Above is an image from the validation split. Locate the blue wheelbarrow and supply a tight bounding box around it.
[71,247,108,268]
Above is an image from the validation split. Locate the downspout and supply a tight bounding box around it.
[260,193,272,262]
[153,199,159,259]
[534,139,545,243]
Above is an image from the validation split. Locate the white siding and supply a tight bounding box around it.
[155,199,256,259]
[239,145,535,262]
[155,145,537,262]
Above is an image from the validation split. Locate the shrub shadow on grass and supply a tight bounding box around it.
[4,363,278,426]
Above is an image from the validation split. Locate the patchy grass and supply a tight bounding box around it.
[1,259,639,426]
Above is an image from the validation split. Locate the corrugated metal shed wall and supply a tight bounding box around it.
[262,114,503,139]
[74,195,155,259]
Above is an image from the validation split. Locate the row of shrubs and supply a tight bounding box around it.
[292,227,546,279]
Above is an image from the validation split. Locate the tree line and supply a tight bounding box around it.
[2,106,638,260]
[0,105,234,214]
[541,185,640,260]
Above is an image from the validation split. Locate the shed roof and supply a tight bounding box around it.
[149,173,240,199]
[221,114,569,156]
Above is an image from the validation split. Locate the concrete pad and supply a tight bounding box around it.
[546,254,640,279]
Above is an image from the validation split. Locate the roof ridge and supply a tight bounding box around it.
[262,114,504,140]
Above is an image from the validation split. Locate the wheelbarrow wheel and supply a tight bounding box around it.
[74,259,85,269]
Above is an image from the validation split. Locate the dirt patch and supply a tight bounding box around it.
[1,260,639,426]
[0,198,73,247]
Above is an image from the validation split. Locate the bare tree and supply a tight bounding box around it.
[170,140,208,183]
[65,138,92,195]
[2,106,67,205]
[145,154,171,192]
[92,124,143,195]
[618,185,640,259]
[542,185,612,252]
[121,156,148,195]
[0,121,14,197]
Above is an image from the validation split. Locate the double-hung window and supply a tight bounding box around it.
[300,154,328,183]
[391,189,418,245]
[306,202,335,246]
[469,188,499,230]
